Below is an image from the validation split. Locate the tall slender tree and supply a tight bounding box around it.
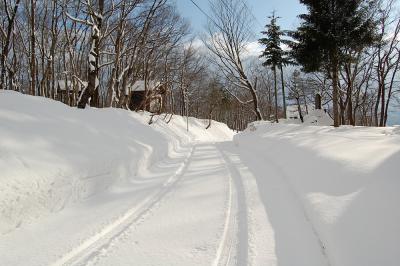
[291,0,378,127]
[259,12,289,121]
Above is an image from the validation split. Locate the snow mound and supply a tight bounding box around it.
[282,108,333,126]
[393,125,400,135]
[303,109,333,126]
[235,123,400,266]
[0,91,233,234]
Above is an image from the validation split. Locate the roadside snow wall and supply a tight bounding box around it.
[0,91,233,234]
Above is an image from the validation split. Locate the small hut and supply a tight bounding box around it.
[56,80,87,104]
[128,80,165,113]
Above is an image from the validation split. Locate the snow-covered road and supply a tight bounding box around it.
[1,141,329,266]
[2,92,400,266]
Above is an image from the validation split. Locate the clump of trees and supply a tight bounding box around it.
[291,0,400,127]
[0,0,191,107]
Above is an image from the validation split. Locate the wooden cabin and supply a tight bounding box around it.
[128,80,166,113]
[56,80,86,105]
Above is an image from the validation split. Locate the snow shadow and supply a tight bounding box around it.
[219,142,329,266]
[232,127,400,266]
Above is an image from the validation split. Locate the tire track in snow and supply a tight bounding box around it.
[238,146,332,266]
[212,151,234,266]
[49,146,195,266]
[260,154,333,266]
[215,147,249,266]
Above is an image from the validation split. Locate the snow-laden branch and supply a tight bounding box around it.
[65,12,93,26]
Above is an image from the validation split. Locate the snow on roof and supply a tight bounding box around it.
[57,80,72,91]
[57,80,87,91]
[130,80,160,92]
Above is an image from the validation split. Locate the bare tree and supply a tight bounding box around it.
[204,0,263,120]
[374,1,400,126]
[0,0,21,90]
[29,0,36,95]
[65,0,106,108]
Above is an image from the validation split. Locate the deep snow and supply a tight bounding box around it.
[0,91,233,235]
[235,122,400,266]
[1,91,399,266]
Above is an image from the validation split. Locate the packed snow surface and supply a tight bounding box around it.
[237,121,400,266]
[1,91,399,266]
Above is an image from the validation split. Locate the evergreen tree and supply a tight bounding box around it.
[291,0,378,127]
[259,12,291,121]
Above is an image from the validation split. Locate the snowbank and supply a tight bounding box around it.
[235,122,400,266]
[302,109,333,126]
[0,91,233,235]
[283,107,333,126]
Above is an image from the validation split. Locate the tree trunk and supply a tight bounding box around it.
[77,0,104,109]
[379,79,385,127]
[296,97,304,123]
[280,64,287,119]
[374,82,382,126]
[30,0,36,95]
[248,79,262,121]
[315,93,322,109]
[273,65,279,122]
[237,66,262,120]
[339,97,346,125]
[347,93,355,126]
[0,0,21,90]
[331,53,340,127]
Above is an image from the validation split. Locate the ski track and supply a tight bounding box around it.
[252,149,333,266]
[6,141,333,266]
[67,143,252,266]
[82,142,238,266]
[217,147,250,266]
[236,144,332,266]
[212,148,234,266]
[50,146,195,266]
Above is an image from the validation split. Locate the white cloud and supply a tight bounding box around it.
[243,41,263,59]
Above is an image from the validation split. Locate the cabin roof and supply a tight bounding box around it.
[57,80,87,91]
[130,80,160,92]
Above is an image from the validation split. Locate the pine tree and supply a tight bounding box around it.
[259,12,290,122]
[291,0,378,127]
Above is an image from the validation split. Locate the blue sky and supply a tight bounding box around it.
[389,109,400,125]
[175,0,306,38]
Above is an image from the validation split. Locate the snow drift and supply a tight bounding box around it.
[0,91,233,235]
[235,122,400,266]
[284,104,333,126]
